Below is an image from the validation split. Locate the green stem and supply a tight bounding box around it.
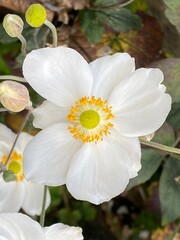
[44,19,58,47]
[4,108,32,167]
[0,75,26,83]
[140,139,180,156]
[0,108,8,112]
[18,34,27,56]
[40,185,48,227]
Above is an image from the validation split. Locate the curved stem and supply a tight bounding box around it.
[4,108,33,167]
[18,34,27,56]
[0,108,8,112]
[140,139,180,156]
[0,75,26,83]
[44,19,58,47]
[40,185,48,227]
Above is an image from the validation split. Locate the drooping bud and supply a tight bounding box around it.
[0,81,30,112]
[3,14,24,38]
[25,3,47,28]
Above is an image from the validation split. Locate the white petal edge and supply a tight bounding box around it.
[66,140,130,204]
[44,223,83,240]
[90,52,135,99]
[21,181,51,216]
[24,123,82,186]
[23,47,93,107]
[0,213,45,240]
[0,123,15,146]
[33,100,69,129]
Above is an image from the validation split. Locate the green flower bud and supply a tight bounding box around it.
[3,14,24,38]
[25,3,47,28]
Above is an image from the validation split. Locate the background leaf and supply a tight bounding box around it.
[159,158,180,224]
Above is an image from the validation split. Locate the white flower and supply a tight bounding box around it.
[23,47,171,204]
[0,213,83,240]
[0,123,51,215]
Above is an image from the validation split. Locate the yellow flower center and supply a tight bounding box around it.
[80,110,100,129]
[67,96,114,143]
[1,151,24,181]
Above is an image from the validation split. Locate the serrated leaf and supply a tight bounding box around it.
[127,149,162,190]
[160,158,180,224]
[3,170,16,182]
[79,10,104,44]
[96,8,141,32]
[167,103,180,129]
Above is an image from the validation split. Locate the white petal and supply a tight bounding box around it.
[108,129,141,178]
[44,223,83,240]
[21,181,51,216]
[33,100,68,129]
[0,124,15,146]
[0,178,25,213]
[0,213,45,240]
[66,140,130,204]
[23,47,93,107]
[90,53,135,99]
[24,123,81,186]
[109,68,172,137]
[15,132,33,153]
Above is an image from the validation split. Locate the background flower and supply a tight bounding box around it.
[23,47,171,204]
[0,123,51,215]
[0,213,83,240]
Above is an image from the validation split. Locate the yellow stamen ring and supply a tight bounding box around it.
[67,96,114,143]
[1,151,24,181]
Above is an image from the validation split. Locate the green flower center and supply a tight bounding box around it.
[80,110,100,129]
[8,161,21,174]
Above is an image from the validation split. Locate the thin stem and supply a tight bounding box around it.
[40,185,48,227]
[18,34,27,56]
[0,108,8,112]
[4,108,32,167]
[0,75,26,83]
[44,19,58,47]
[140,139,180,156]
[91,0,135,10]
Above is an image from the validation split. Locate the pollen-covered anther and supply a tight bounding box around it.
[67,96,115,143]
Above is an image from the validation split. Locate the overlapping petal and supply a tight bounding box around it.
[109,68,172,137]
[23,47,93,107]
[33,100,69,129]
[66,140,130,204]
[90,53,135,99]
[24,123,82,185]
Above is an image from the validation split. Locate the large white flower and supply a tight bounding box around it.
[0,123,51,215]
[23,47,171,204]
[0,213,83,240]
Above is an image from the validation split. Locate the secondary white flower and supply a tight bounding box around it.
[0,123,50,215]
[0,213,83,240]
[23,47,171,204]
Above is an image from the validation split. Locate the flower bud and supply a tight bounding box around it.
[0,81,30,112]
[25,3,47,28]
[3,14,24,38]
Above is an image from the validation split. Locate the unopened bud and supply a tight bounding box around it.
[25,4,47,28]
[3,14,24,38]
[0,81,30,112]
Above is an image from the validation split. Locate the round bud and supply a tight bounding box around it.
[0,81,30,112]
[3,14,24,38]
[25,3,47,28]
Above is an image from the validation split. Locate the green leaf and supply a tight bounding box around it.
[3,170,16,182]
[167,102,180,129]
[79,10,104,44]
[160,157,180,224]
[93,0,121,7]
[163,0,180,33]
[153,123,175,146]
[0,24,18,44]
[96,8,141,32]
[127,149,162,190]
